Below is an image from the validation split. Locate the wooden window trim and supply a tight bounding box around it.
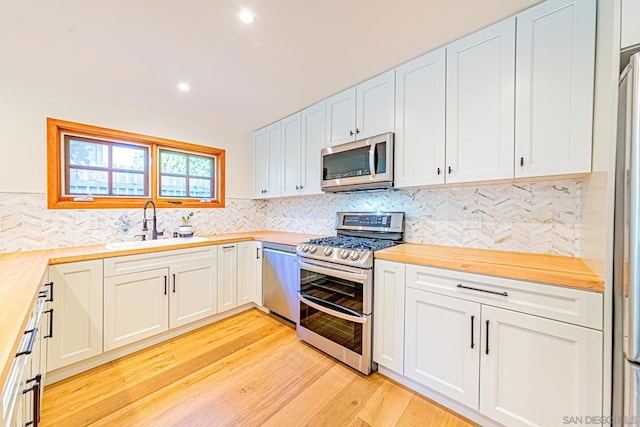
[47,118,226,209]
[157,148,216,203]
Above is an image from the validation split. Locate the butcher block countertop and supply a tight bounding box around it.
[375,243,604,293]
[0,230,321,390]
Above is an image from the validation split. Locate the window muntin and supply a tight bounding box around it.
[47,118,226,209]
[64,136,149,197]
[159,149,215,199]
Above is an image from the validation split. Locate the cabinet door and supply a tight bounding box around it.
[169,261,218,328]
[237,241,262,306]
[515,0,595,177]
[325,87,356,147]
[622,0,640,49]
[217,244,238,313]
[281,113,303,197]
[47,260,103,371]
[104,268,169,351]
[265,122,282,198]
[405,288,481,409]
[395,48,446,187]
[446,17,515,183]
[356,70,395,139]
[251,128,268,198]
[373,260,406,374]
[480,305,603,426]
[301,101,326,195]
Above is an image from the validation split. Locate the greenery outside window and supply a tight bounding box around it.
[48,118,225,209]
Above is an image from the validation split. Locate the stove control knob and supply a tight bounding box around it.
[340,250,349,259]
[350,251,360,261]
[323,247,333,256]
[309,246,317,254]
[299,245,307,252]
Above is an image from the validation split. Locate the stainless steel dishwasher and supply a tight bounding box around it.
[262,242,298,324]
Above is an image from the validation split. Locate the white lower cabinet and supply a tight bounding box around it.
[404,288,480,409]
[373,260,405,374]
[104,268,170,351]
[217,244,238,313]
[374,260,604,426]
[47,260,103,371]
[479,305,602,427]
[169,261,218,329]
[238,241,263,306]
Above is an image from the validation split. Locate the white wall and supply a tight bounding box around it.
[0,67,250,198]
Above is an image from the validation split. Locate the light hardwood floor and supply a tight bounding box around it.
[41,309,476,426]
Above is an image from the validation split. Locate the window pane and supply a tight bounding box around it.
[112,172,146,196]
[189,178,212,198]
[189,156,212,177]
[160,175,187,197]
[68,168,109,194]
[113,145,146,171]
[68,139,108,167]
[160,151,186,174]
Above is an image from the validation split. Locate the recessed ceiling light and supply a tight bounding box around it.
[177,82,190,92]
[239,8,254,24]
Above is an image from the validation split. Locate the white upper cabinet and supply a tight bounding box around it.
[326,70,395,147]
[395,48,446,187]
[356,70,396,140]
[325,87,357,146]
[515,0,596,178]
[281,113,303,197]
[445,17,516,184]
[265,122,282,198]
[622,0,640,50]
[301,101,326,195]
[251,128,268,199]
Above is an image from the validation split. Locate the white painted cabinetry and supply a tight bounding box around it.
[325,87,356,147]
[301,102,326,195]
[373,260,405,374]
[479,305,602,427]
[252,122,282,198]
[394,48,446,187]
[281,113,303,197]
[238,241,263,306]
[445,17,516,184]
[47,260,103,371]
[326,71,395,147]
[103,246,217,351]
[405,289,481,409]
[514,0,596,178]
[217,244,238,313]
[622,0,640,50]
[374,259,604,425]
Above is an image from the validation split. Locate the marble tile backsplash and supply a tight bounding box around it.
[0,177,582,256]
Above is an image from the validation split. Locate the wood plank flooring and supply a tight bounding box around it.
[41,309,476,427]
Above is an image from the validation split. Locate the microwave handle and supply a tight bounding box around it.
[369,144,376,178]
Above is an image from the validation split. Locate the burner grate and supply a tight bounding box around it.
[308,236,397,251]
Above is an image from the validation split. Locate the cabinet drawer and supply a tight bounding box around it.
[406,264,602,330]
[104,246,217,277]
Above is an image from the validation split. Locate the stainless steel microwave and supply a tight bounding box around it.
[321,132,394,192]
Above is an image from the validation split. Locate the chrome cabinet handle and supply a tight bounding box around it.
[456,284,508,297]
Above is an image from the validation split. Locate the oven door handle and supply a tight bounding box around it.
[299,293,367,324]
[297,260,368,284]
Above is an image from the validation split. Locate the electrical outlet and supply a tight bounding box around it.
[463,213,483,230]
[89,217,99,230]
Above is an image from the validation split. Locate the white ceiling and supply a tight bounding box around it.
[0,0,541,136]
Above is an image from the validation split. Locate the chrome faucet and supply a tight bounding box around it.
[142,200,164,240]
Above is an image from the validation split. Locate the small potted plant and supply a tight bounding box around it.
[179,211,194,237]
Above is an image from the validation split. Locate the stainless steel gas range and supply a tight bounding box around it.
[296,211,404,374]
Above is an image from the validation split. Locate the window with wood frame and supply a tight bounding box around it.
[47,118,225,209]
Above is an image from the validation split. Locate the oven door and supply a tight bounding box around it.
[297,258,372,356]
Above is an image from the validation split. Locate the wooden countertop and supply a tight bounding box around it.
[0,230,322,390]
[375,243,604,293]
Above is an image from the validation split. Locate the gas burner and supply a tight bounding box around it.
[308,236,397,251]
